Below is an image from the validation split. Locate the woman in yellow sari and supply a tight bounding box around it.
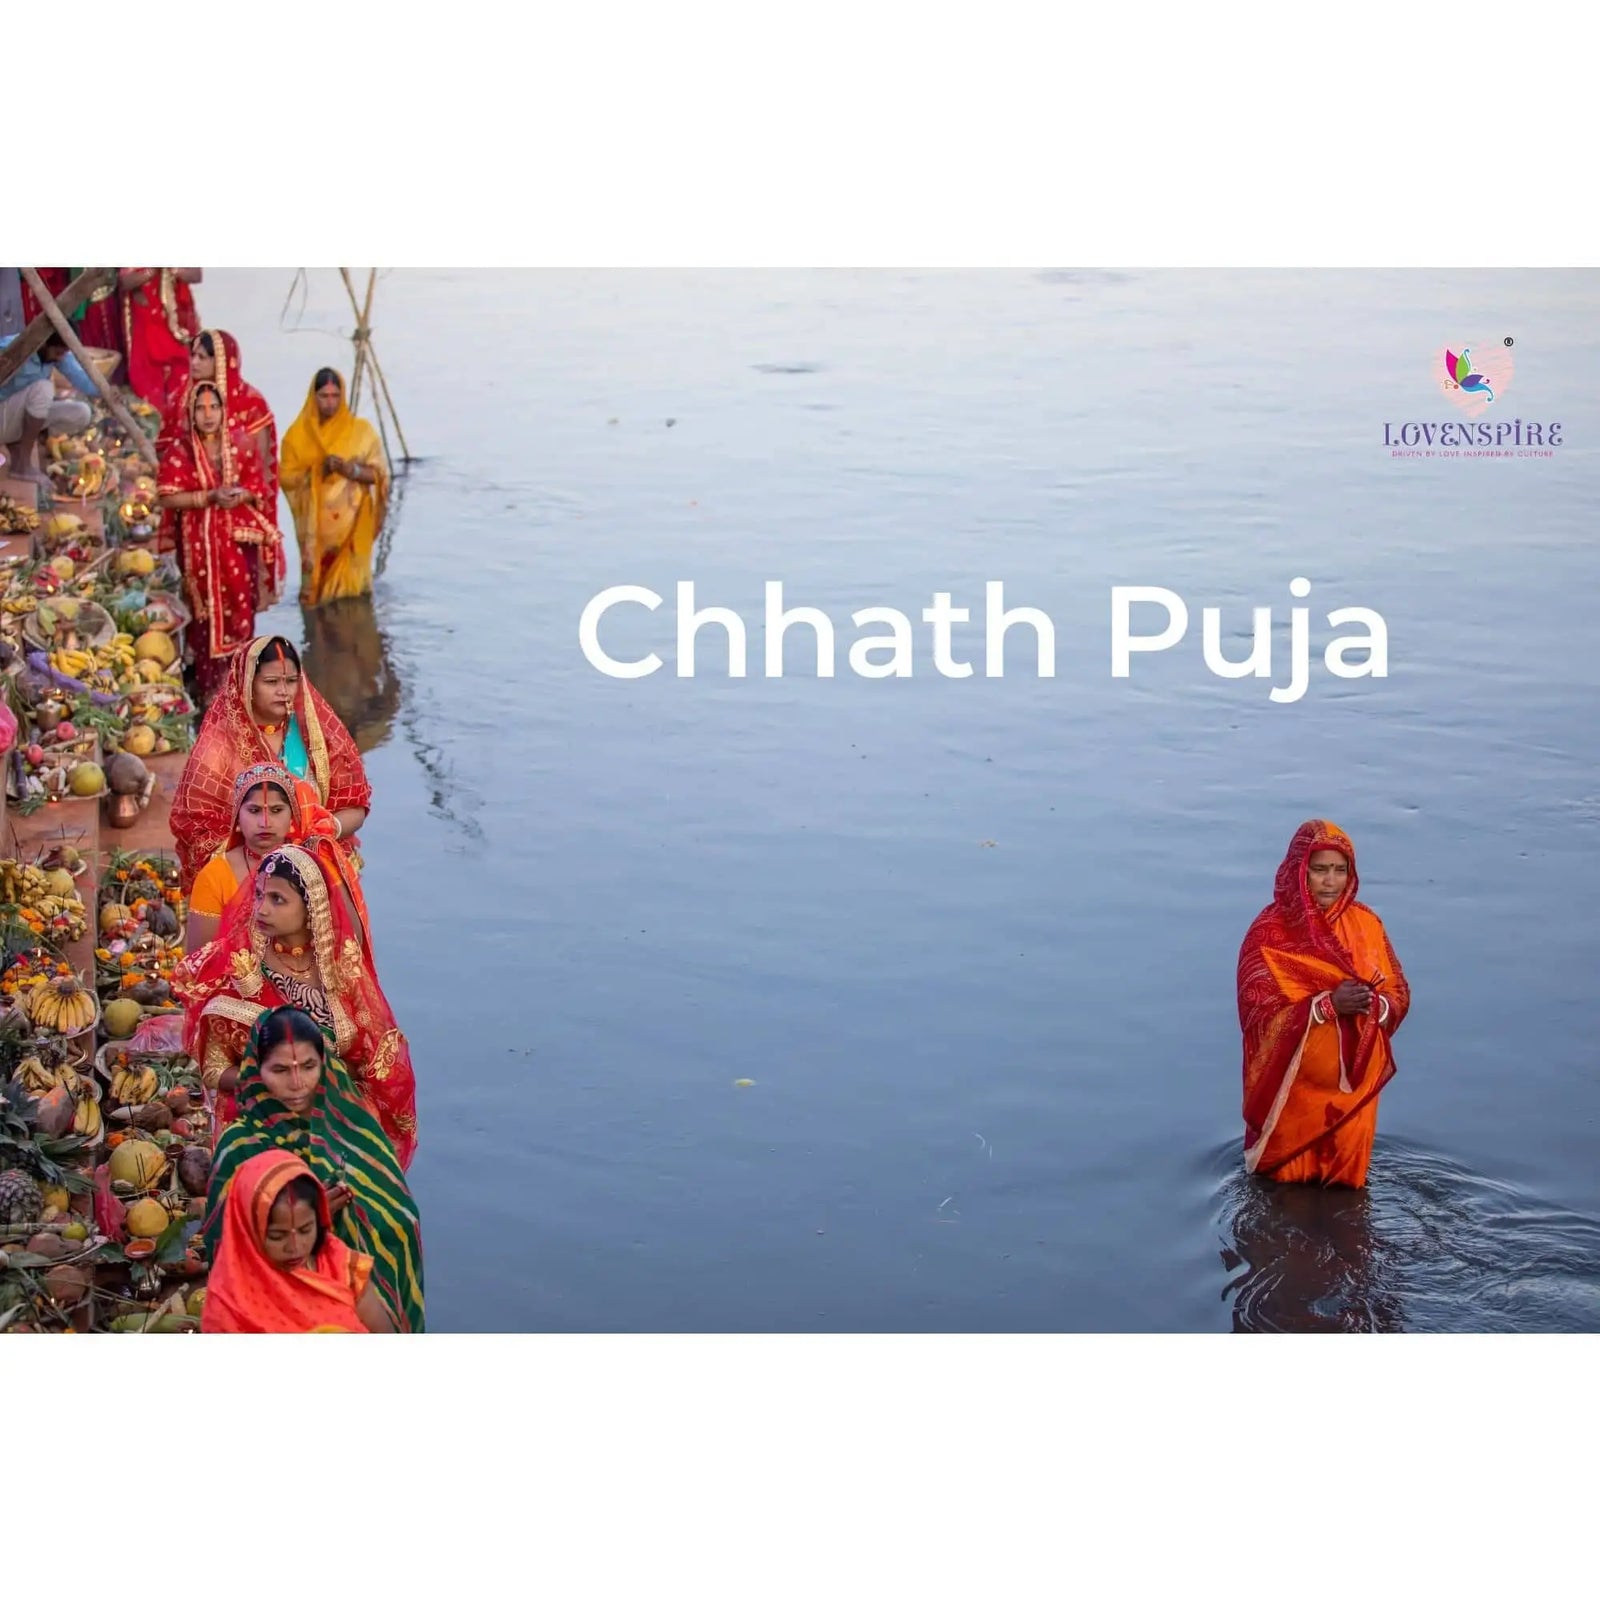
[279,368,388,607]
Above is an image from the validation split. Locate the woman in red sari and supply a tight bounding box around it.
[159,330,284,590]
[176,845,418,1168]
[156,381,281,700]
[1237,820,1411,1188]
[170,635,372,893]
[179,331,278,505]
[121,269,201,410]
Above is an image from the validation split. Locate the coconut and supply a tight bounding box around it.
[133,630,177,668]
[67,762,106,798]
[124,1198,169,1239]
[107,1139,167,1190]
[129,1101,173,1133]
[102,997,143,1039]
[43,1263,92,1308]
[42,867,78,899]
[164,1086,191,1116]
[104,752,148,796]
[176,1145,211,1196]
[24,1233,68,1261]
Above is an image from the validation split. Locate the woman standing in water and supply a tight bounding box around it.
[1236,819,1410,1188]
[279,368,388,607]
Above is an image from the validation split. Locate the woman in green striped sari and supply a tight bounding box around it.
[202,1006,424,1332]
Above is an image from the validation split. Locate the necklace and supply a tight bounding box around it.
[271,937,310,960]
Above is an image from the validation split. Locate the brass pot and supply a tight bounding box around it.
[104,791,141,829]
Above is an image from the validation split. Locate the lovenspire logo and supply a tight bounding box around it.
[1384,336,1562,459]
[1440,342,1510,417]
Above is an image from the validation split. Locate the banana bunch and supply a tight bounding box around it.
[0,859,49,904]
[2,595,39,615]
[0,494,41,535]
[63,454,109,500]
[49,647,97,678]
[15,1055,81,1097]
[0,858,88,943]
[112,1064,159,1106]
[25,976,97,1035]
[73,1093,102,1140]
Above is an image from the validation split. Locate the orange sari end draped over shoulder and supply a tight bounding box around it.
[279,371,389,607]
[1237,820,1410,1188]
[201,1151,372,1333]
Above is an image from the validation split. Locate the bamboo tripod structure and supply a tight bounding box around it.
[339,269,413,478]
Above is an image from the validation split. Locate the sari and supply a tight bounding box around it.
[201,1150,374,1333]
[161,332,279,557]
[279,370,389,606]
[1237,820,1411,1188]
[20,268,123,363]
[156,385,282,700]
[170,636,372,892]
[189,761,372,947]
[175,844,417,1168]
[122,269,199,410]
[201,1016,423,1333]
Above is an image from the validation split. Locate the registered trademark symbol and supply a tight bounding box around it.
[1504,337,1514,346]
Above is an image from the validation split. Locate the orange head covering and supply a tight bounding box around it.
[199,1150,372,1334]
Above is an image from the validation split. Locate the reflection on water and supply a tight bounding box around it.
[298,595,402,754]
[1215,1141,1600,1333]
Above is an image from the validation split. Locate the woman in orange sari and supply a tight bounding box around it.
[1236,820,1410,1188]
[185,761,371,954]
[156,381,281,700]
[202,1149,391,1333]
[169,636,371,893]
[121,269,202,410]
[279,368,389,606]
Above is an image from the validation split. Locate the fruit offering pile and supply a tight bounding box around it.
[3,406,198,817]
[1,391,212,1333]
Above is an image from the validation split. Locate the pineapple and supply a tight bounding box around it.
[0,1166,43,1228]
[0,1080,90,1226]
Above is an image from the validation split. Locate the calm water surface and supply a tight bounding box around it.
[206,269,1600,1331]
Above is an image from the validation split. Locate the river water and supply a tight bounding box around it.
[202,268,1600,1332]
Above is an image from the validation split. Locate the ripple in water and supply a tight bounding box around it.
[1211,1140,1600,1333]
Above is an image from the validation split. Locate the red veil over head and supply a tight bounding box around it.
[154,380,280,694]
[170,635,372,891]
[175,843,416,1167]
[1236,820,1410,1175]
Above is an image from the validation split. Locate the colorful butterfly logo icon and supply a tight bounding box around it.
[1444,347,1494,403]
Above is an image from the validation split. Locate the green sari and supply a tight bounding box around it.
[202,1009,425,1332]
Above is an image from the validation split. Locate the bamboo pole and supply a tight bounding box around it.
[343,267,377,413]
[0,269,116,386]
[365,343,414,463]
[335,269,412,463]
[19,269,158,470]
